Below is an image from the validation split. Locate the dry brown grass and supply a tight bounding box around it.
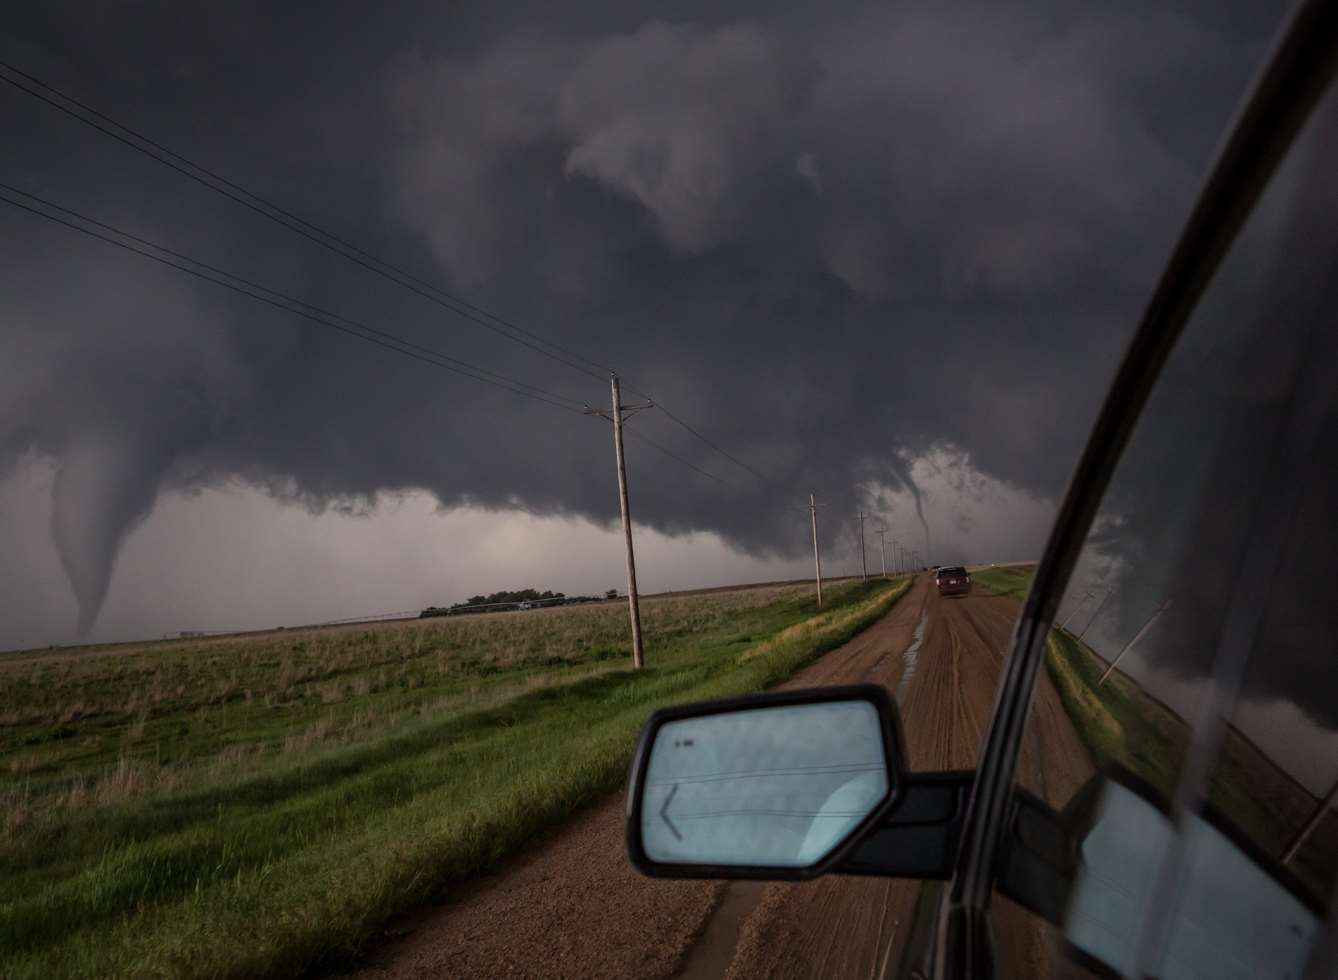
[1,783,32,840]
[282,715,337,755]
[0,578,906,980]
[0,581,822,837]
[7,748,52,775]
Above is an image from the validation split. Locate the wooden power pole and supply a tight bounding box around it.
[809,493,824,608]
[1078,588,1115,642]
[875,527,889,578]
[857,511,871,581]
[1098,600,1170,686]
[1283,775,1338,865]
[1059,588,1100,631]
[585,376,653,669]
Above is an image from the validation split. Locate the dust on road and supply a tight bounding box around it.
[343,578,1092,980]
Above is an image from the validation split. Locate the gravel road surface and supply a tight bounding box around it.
[344,577,1092,979]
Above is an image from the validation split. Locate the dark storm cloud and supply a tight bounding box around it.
[1,1,1278,633]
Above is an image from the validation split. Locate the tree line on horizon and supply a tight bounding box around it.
[419,587,617,618]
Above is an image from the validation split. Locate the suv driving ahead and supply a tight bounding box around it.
[627,4,1338,977]
[934,566,970,597]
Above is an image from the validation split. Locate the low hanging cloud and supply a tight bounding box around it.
[389,10,1199,302]
[0,0,1274,639]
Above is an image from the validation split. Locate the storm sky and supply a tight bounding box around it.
[0,0,1282,651]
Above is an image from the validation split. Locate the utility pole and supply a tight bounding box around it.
[809,493,824,608]
[857,511,871,581]
[1099,600,1171,686]
[875,527,889,578]
[1059,588,1100,631]
[1078,588,1115,642]
[584,375,654,669]
[1283,774,1338,865]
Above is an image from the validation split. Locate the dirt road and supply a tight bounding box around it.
[344,578,1091,979]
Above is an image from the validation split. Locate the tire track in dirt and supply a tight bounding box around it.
[341,581,1092,980]
[342,580,931,980]
[671,581,932,980]
[722,589,1094,980]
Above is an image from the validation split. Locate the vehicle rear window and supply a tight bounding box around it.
[938,567,967,577]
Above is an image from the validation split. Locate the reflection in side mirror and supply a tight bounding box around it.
[1065,774,1322,979]
[626,685,904,878]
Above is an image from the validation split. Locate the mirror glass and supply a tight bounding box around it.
[639,699,890,868]
[1065,779,1321,979]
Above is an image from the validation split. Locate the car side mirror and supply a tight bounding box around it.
[625,685,906,878]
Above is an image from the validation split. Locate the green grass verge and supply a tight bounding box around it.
[1043,630,1182,797]
[1043,612,1337,901]
[0,578,910,979]
[974,564,1178,786]
[969,565,1035,601]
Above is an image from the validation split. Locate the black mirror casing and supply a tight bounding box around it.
[625,684,907,880]
[838,770,974,880]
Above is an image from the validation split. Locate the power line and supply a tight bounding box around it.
[0,60,614,384]
[626,428,736,488]
[0,184,588,413]
[1,59,772,490]
[2,181,589,411]
[649,403,772,485]
[0,183,754,495]
[610,378,774,487]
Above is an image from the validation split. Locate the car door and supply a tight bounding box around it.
[623,5,1338,977]
[936,2,1338,976]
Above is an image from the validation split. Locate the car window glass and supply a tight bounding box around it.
[989,69,1338,977]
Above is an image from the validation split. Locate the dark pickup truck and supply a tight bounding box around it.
[935,566,970,596]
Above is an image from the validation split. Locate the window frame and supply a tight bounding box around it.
[936,0,1338,966]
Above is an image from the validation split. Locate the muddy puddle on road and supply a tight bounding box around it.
[894,609,928,707]
[676,599,931,980]
[671,881,767,979]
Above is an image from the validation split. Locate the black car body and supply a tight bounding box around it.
[934,566,970,597]
[628,3,1338,976]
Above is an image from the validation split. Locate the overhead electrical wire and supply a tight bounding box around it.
[0,185,587,413]
[648,404,771,485]
[0,182,738,489]
[0,182,588,411]
[626,430,737,489]
[0,60,613,384]
[1,59,771,487]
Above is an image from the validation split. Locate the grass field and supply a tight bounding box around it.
[968,565,1034,601]
[0,576,911,979]
[975,565,1337,902]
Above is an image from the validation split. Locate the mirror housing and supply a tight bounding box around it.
[626,685,906,879]
[837,770,974,880]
